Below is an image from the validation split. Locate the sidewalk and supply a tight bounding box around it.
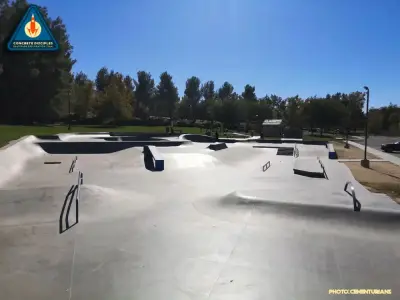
[348,141,400,166]
[338,158,388,162]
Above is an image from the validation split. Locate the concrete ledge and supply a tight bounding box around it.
[327,143,338,159]
[207,142,228,151]
[293,158,325,178]
[143,145,164,171]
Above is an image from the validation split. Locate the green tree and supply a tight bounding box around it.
[155,72,179,123]
[134,71,155,118]
[218,82,234,101]
[96,73,132,123]
[242,84,257,102]
[0,0,75,123]
[258,96,274,121]
[285,95,304,128]
[388,112,400,132]
[201,80,215,101]
[304,98,347,136]
[95,67,110,92]
[368,109,383,134]
[184,76,201,120]
[201,80,216,124]
[123,75,135,117]
[72,72,94,120]
[340,91,365,131]
[270,94,286,119]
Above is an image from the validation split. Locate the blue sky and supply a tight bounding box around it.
[32,0,400,107]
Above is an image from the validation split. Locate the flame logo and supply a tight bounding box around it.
[24,14,41,38]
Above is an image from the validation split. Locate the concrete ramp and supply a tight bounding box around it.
[207,142,228,151]
[0,135,45,187]
[293,157,326,178]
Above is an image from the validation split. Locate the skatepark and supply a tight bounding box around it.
[0,133,399,299]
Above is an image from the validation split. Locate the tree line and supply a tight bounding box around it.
[1,0,399,135]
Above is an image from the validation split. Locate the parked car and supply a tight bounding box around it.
[381,141,400,152]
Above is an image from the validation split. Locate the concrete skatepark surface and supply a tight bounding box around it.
[1,133,400,299]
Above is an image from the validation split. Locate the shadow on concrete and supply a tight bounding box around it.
[277,148,294,156]
[293,169,326,178]
[97,137,167,142]
[182,134,238,143]
[37,141,185,154]
[143,151,156,171]
[109,132,181,138]
[219,194,400,229]
[69,156,78,173]
[254,139,328,146]
[75,132,108,135]
[253,146,294,155]
[35,135,60,140]
[183,134,217,143]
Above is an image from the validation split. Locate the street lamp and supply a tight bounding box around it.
[361,86,370,168]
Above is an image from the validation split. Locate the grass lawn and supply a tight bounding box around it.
[302,135,333,142]
[0,125,203,147]
[342,161,400,203]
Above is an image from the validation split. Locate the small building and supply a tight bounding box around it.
[262,119,283,137]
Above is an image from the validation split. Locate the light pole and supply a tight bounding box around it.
[361,86,370,168]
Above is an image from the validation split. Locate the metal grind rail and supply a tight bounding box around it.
[69,156,78,173]
[317,157,329,179]
[262,161,271,172]
[59,171,84,234]
[293,144,299,158]
[344,181,361,212]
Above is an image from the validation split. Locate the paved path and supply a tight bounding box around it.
[348,141,400,166]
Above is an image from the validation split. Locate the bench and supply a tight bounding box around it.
[143,145,164,171]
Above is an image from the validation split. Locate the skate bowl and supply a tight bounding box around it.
[1,135,400,299]
[36,140,188,154]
